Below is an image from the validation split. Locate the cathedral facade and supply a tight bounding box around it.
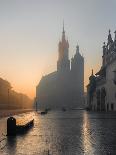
[36,26,84,110]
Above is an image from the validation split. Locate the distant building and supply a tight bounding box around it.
[0,77,33,109]
[87,30,116,111]
[36,25,84,110]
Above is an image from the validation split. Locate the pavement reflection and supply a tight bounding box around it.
[0,110,116,155]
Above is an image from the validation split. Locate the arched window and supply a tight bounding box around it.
[113,71,116,85]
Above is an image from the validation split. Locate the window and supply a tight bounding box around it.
[113,71,116,85]
[107,104,109,111]
[115,93,116,99]
[111,103,114,111]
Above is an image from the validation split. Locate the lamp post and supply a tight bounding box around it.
[35,98,38,112]
[8,88,9,109]
[7,87,12,109]
[20,94,23,109]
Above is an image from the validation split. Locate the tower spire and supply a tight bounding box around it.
[62,20,65,41]
[63,20,65,33]
[76,44,79,53]
[108,29,113,44]
[92,69,93,76]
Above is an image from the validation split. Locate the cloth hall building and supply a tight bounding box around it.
[87,30,116,111]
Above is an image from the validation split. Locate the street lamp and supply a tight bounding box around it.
[7,86,12,109]
[35,98,38,111]
[8,88,10,109]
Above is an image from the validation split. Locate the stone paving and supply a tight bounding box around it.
[0,110,116,155]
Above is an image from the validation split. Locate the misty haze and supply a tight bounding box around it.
[1,1,116,155]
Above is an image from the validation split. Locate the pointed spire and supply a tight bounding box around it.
[103,42,106,49]
[92,69,93,76]
[62,20,65,41]
[62,20,65,34]
[108,29,113,44]
[76,44,79,53]
[103,42,106,54]
[89,69,94,81]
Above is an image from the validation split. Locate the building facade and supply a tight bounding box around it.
[36,26,84,110]
[87,30,116,111]
[0,77,33,109]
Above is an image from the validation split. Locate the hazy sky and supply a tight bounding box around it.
[0,0,116,98]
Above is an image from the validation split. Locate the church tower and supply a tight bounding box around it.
[57,23,70,73]
[71,45,84,77]
[71,45,84,107]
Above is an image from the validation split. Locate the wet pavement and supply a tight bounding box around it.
[0,110,116,155]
